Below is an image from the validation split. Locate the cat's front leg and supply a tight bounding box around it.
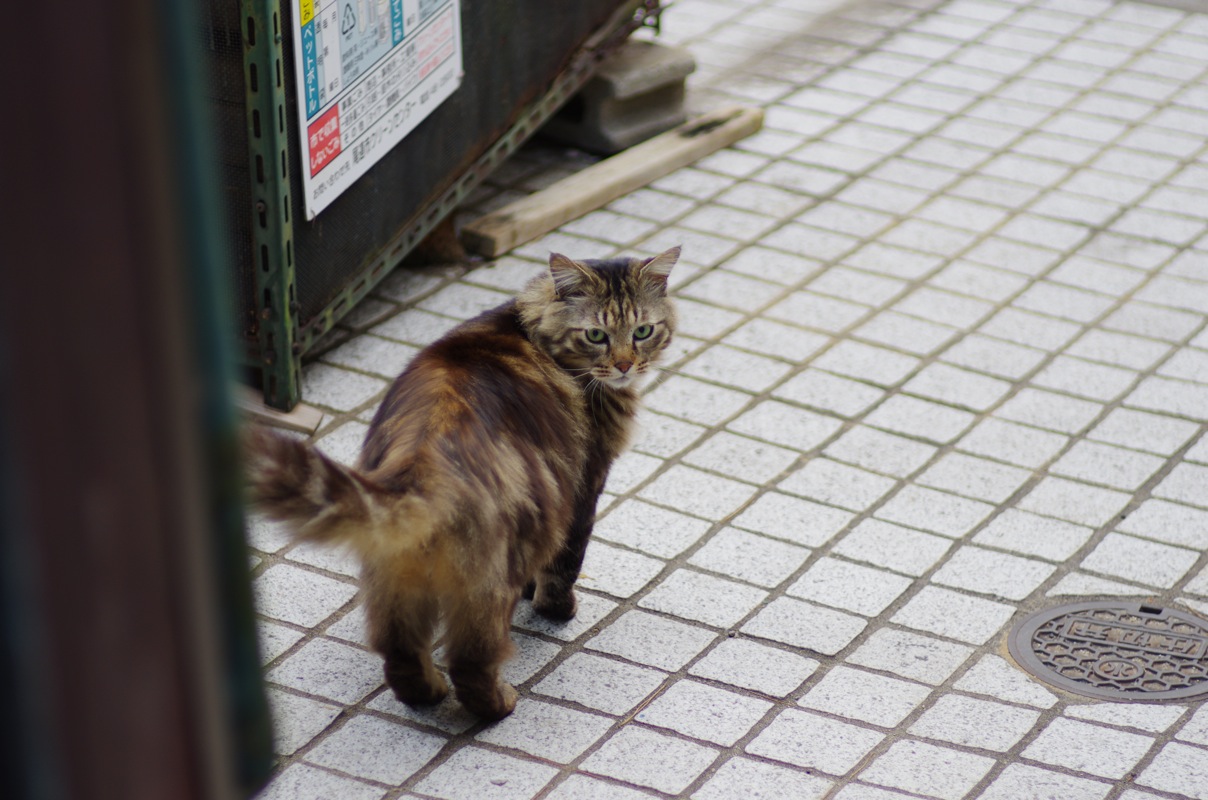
[532,480,604,621]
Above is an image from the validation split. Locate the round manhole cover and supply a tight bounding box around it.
[1008,602,1208,702]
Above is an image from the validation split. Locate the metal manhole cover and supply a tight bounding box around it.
[1008,601,1208,702]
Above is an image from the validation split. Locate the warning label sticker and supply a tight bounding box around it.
[291,0,462,218]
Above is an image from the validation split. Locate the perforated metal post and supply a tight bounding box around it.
[241,0,301,410]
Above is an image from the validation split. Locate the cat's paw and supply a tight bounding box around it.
[532,589,578,622]
[389,673,449,707]
[461,681,518,721]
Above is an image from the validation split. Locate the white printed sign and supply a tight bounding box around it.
[291,0,463,219]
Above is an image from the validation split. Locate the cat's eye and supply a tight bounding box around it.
[586,328,608,344]
[633,324,654,340]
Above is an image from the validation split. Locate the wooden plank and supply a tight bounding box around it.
[233,384,325,436]
[462,105,764,258]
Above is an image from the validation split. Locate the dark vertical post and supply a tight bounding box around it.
[1,0,273,798]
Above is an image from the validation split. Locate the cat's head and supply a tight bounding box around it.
[522,247,680,391]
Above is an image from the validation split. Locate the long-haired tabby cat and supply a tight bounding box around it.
[244,247,680,720]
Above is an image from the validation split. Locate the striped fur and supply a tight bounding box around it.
[244,247,679,719]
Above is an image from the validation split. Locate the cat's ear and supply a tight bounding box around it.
[549,253,599,298]
[638,246,680,293]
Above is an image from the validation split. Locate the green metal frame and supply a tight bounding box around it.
[240,0,302,409]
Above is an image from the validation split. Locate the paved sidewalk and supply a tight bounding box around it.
[249,0,1208,797]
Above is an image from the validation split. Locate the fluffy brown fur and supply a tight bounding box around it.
[243,247,679,719]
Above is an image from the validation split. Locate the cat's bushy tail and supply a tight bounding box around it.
[241,425,424,554]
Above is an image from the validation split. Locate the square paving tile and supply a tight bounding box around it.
[693,757,833,800]
[1177,705,1208,747]
[774,369,887,418]
[832,519,953,577]
[1023,717,1155,780]
[588,610,716,671]
[864,395,977,445]
[1154,463,1208,509]
[639,569,767,628]
[932,546,1056,600]
[544,775,658,800]
[638,465,761,522]
[643,375,751,426]
[1089,407,1199,455]
[253,564,358,628]
[265,639,382,705]
[916,452,1032,503]
[860,739,996,800]
[689,637,820,697]
[257,621,304,666]
[723,318,830,362]
[825,426,939,478]
[980,764,1112,800]
[415,746,558,800]
[266,688,341,755]
[579,541,666,599]
[306,714,446,784]
[581,726,719,795]
[731,492,855,547]
[1018,476,1132,528]
[904,362,1014,411]
[475,699,614,763]
[812,341,921,387]
[788,557,914,617]
[690,528,811,588]
[1138,742,1208,800]
[727,400,843,453]
[684,431,801,484]
[909,693,1041,751]
[973,508,1095,561]
[631,411,708,460]
[875,484,996,538]
[777,458,898,512]
[680,345,794,393]
[533,653,666,715]
[1079,532,1201,589]
[953,654,1059,709]
[1066,703,1188,734]
[1117,498,1208,550]
[257,764,383,800]
[637,679,773,746]
[891,585,1016,644]
[799,665,931,727]
[956,418,1070,469]
[747,709,885,777]
[848,628,974,684]
[593,500,712,558]
[1051,440,1166,491]
[742,597,868,655]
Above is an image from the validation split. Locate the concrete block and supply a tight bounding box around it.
[544,40,696,153]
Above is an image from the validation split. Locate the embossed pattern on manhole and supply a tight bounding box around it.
[1008,602,1208,702]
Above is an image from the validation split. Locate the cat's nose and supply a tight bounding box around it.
[615,360,633,374]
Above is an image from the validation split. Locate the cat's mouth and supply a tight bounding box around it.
[601,369,649,391]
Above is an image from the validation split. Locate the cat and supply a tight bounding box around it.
[244,246,680,719]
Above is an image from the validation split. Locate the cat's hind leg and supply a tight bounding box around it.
[365,584,448,707]
[444,587,520,720]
